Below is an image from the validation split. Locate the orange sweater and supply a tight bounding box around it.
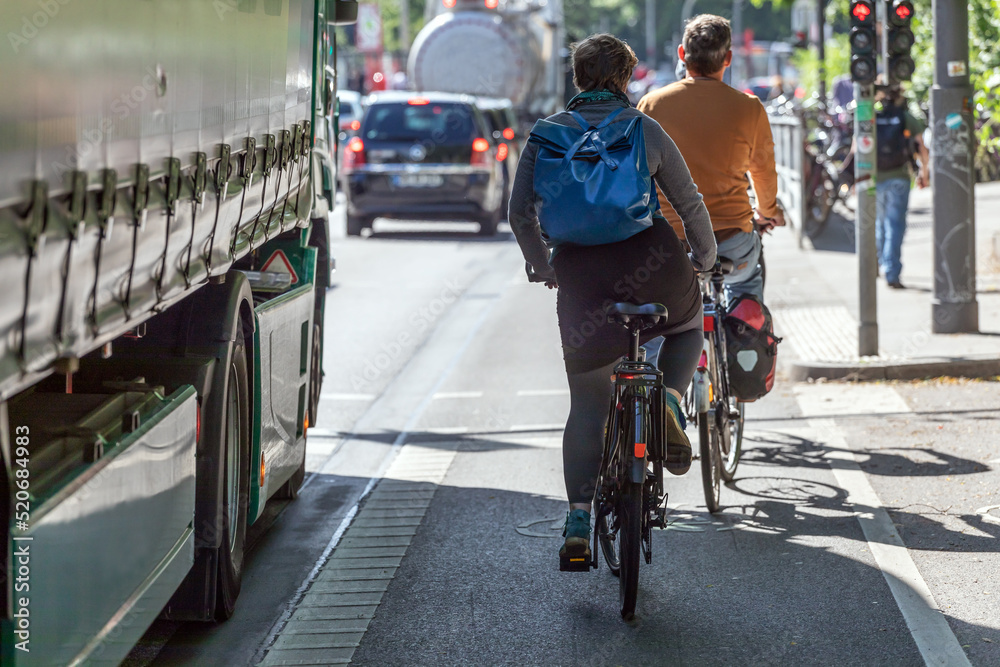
[637,78,780,241]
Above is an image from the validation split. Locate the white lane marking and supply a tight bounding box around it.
[422,426,470,435]
[303,427,344,439]
[795,385,972,667]
[976,505,1000,526]
[432,391,483,400]
[509,423,564,432]
[796,382,911,417]
[321,392,376,401]
[516,389,569,397]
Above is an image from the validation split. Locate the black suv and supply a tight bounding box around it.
[341,92,505,236]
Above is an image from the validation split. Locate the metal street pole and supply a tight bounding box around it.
[732,0,743,86]
[400,0,410,52]
[930,0,978,332]
[855,82,879,356]
[816,0,826,109]
[646,0,657,68]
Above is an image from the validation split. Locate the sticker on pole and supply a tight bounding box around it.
[857,135,875,154]
[261,250,299,285]
[947,60,967,77]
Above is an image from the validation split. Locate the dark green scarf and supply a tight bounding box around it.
[566,89,631,110]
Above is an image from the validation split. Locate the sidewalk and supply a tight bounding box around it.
[767,181,1000,380]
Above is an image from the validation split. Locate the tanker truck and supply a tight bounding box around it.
[0,1,357,664]
[408,0,565,125]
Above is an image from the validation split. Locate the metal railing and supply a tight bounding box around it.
[769,111,807,247]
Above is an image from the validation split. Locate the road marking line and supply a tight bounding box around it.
[432,391,483,399]
[795,385,972,667]
[421,426,470,435]
[516,389,569,396]
[976,505,1000,526]
[320,392,376,401]
[509,423,564,432]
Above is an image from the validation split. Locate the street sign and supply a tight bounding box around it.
[261,249,299,285]
[356,4,382,52]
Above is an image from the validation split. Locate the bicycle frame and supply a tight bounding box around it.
[693,268,734,410]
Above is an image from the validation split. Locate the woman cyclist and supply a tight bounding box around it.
[508,33,717,569]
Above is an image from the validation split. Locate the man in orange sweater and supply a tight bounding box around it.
[638,14,785,301]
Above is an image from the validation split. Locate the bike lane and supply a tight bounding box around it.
[274,265,987,665]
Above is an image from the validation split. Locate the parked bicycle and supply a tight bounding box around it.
[685,258,744,513]
[803,105,855,239]
[588,302,671,621]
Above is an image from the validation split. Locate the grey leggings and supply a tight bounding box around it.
[562,325,704,505]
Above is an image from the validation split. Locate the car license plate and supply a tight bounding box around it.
[393,173,444,188]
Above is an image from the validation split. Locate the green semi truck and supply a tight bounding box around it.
[0,1,357,663]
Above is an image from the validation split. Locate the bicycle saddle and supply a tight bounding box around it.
[606,302,668,327]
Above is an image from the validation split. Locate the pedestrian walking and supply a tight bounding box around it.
[874,81,930,289]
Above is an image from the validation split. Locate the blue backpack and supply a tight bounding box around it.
[528,107,659,247]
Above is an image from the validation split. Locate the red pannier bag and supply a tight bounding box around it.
[723,295,782,401]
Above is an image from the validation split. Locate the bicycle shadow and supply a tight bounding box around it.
[737,428,989,477]
[806,208,857,254]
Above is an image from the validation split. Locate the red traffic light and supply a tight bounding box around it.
[890,0,914,25]
[851,1,873,21]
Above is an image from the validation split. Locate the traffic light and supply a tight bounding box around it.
[849,0,877,84]
[887,0,915,82]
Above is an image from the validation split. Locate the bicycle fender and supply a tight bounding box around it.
[630,456,646,484]
[693,368,711,413]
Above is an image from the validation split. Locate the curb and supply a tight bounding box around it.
[788,355,1000,382]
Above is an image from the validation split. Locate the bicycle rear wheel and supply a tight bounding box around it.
[805,167,836,239]
[618,480,642,620]
[720,399,744,482]
[598,511,620,576]
[699,339,723,513]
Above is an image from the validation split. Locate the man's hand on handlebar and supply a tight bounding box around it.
[754,207,786,235]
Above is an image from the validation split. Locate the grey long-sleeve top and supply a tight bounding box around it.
[508,101,717,281]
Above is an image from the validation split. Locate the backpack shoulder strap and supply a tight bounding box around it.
[595,106,627,128]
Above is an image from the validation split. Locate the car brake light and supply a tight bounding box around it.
[350,119,360,131]
[485,0,498,7]
[408,97,430,105]
[471,137,491,166]
[503,127,515,140]
[344,137,365,170]
[496,143,508,161]
[443,0,456,6]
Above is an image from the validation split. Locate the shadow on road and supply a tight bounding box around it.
[807,208,856,254]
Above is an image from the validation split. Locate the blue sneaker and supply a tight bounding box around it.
[559,509,592,572]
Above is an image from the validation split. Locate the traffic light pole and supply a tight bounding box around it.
[930,0,978,332]
[854,82,879,356]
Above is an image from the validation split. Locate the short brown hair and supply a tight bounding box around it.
[683,15,731,75]
[571,33,638,93]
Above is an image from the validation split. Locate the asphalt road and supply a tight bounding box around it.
[128,208,1000,666]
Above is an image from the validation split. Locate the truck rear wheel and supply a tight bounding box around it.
[215,320,251,621]
[346,215,369,236]
[478,208,500,236]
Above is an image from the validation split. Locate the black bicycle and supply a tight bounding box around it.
[589,302,670,621]
[686,259,744,513]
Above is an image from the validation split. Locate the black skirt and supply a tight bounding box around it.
[552,216,701,374]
